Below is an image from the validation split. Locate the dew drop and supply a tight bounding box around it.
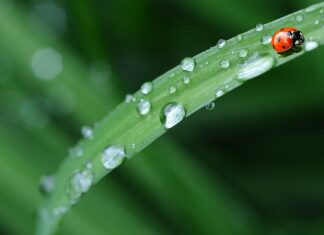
[237,35,243,41]
[40,175,55,194]
[181,57,195,72]
[160,102,186,129]
[305,41,319,51]
[205,102,215,111]
[169,86,177,94]
[125,94,136,103]
[67,169,93,203]
[131,143,136,150]
[219,59,230,69]
[140,82,153,95]
[255,24,264,32]
[236,53,275,81]
[217,39,227,48]
[183,76,191,85]
[69,146,83,158]
[314,20,320,25]
[101,145,126,169]
[238,49,248,58]
[53,207,68,216]
[295,15,303,22]
[215,90,225,98]
[81,126,93,139]
[261,35,272,45]
[137,99,151,115]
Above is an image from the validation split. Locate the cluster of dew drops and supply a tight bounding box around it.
[39,7,323,219]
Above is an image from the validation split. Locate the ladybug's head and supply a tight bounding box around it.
[292,31,305,46]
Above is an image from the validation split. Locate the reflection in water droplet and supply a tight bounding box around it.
[140,82,153,95]
[255,24,264,32]
[125,94,135,103]
[215,90,225,98]
[183,76,191,85]
[181,57,195,72]
[31,48,63,80]
[101,145,126,169]
[305,41,319,51]
[206,102,215,111]
[67,169,93,204]
[160,102,186,129]
[81,126,93,139]
[219,60,230,68]
[217,39,227,48]
[169,86,177,94]
[137,99,151,115]
[236,54,275,81]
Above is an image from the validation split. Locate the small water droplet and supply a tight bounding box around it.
[305,41,319,51]
[40,175,55,194]
[255,24,264,32]
[217,39,227,48]
[53,207,68,216]
[205,102,215,111]
[183,76,191,85]
[237,35,243,41]
[85,162,92,169]
[219,59,230,69]
[169,86,177,94]
[137,99,151,115]
[215,90,225,98]
[238,49,248,58]
[140,82,153,95]
[236,53,275,81]
[101,145,126,169]
[69,146,83,158]
[314,20,320,25]
[125,94,136,103]
[261,35,272,45]
[81,126,93,139]
[295,15,304,22]
[67,169,93,203]
[160,102,186,129]
[181,57,195,72]
[131,143,136,150]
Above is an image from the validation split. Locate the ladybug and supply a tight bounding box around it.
[272,27,305,55]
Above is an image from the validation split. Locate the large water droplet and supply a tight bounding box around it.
[140,82,153,95]
[101,145,126,169]
[160,102,186,129]
[217,39,227,48]
[81,126,93,139]
[295,15,304,22]
[137,99,151,115]
[169,86,177,94]
[183,76,191,85]
[181,57,195,72]
[238,49,248,58]
[31,48,63,80]
[305,41,319,51]
[67,169,93,203]
[261,35,272,45]
[255,24,264,32]
[206,102,215,111]
[236,54,275,81]
[219,59,230,68]
[40,175,55,195]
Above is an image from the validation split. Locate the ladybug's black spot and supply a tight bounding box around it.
[277,37,281,42]
[282,45,286,49]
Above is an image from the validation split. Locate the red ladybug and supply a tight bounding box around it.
[272,27,305,54]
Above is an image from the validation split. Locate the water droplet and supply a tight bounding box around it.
[314,20,320,25]
[53,207,68,216]
[295,15,303,22]
[255,24,264,32]
[140,82,153,95]
[160,102,186,129]
[101,145,126,169]
[217,39,227,48]
[238,49,248,58]
[219,59,230,69]
[137,99,151,115]
[67,169,93,203]
[237,35,243,41]
[125,94,135,103]
[85,161,92,169]
[205,102,215,111]
[81,126,93,139]
[180,57,195,72]
[169,86,177,94]
[31,48,63,80]
[305,41,319,51]
[183,76,191,85]
[236,53,275,81]
[131,143,136,150]
[261,35,272,45]
[215,90,225,98]
[69,146,83,158]
[40,175,55,194]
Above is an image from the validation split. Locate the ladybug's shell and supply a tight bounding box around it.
[272,27,297,53]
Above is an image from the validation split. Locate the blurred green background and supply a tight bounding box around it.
[0,0,324,235]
